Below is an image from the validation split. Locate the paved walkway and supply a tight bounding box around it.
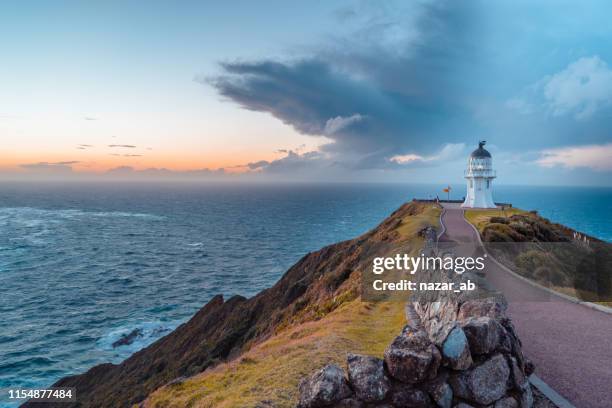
[440,204,612,408]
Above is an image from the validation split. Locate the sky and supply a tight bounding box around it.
[1,0,611,185]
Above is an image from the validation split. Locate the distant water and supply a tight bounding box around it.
[0,182,609,405]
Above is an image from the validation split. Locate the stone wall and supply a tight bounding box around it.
[297,297,534,408]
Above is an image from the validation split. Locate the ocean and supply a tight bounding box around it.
[0,182,610,405]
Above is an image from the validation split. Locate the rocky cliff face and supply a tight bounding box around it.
[24,201,434,408]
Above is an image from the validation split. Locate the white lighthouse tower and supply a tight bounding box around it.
[462,141,496,208]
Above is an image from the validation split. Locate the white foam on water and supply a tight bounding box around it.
[96,320,180,356]
[0,207,165,221]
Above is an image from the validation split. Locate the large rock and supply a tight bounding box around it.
[461,317,506,355]
[430,382,453,408]
[346,354,390,402]
[423,371,453,408]
[427,322,472,371]
[441,326,472,370]
[449,354,510,406]
[390,384,433,408]
[415,301,460,327]
[448,371,471,401]
[384,325,441,384]
[297,364,352,408]
[501,319,527,368]
[507,356,527,390]
[458,298,507,320]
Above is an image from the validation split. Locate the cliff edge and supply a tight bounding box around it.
[24,201,440,408]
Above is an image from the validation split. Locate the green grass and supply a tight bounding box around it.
[396,204,442,238]
[464,207,526,232]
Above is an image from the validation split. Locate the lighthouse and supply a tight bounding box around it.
[462,141,496,208]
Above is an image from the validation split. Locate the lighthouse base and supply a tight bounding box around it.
[461,201,497,209]
[462,177,496,208]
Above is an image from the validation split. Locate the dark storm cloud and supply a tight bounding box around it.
[204,2,483,167]
[204,0,612,178]
[208,59,454,159]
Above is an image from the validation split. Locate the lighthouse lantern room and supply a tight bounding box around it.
[462,141,496,209]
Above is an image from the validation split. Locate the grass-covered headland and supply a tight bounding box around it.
[464,208,611,305]
[29,202,441,408]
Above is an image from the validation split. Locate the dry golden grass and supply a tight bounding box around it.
[142,203,441,408]
[396,204,441,238]
[464,207,526,232]
[143,300,405,408]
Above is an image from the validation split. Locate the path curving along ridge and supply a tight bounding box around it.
[439,204,612,408]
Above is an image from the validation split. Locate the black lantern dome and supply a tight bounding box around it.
[470,141,491,158]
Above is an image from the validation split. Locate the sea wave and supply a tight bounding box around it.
[96,321,180,356]
[0,357,56,374]
[0,207,165,222]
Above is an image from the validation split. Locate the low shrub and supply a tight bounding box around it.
[508,221,533,238]
[533,266,568,287]
[515,250,549,276]
[482,223,526,242]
